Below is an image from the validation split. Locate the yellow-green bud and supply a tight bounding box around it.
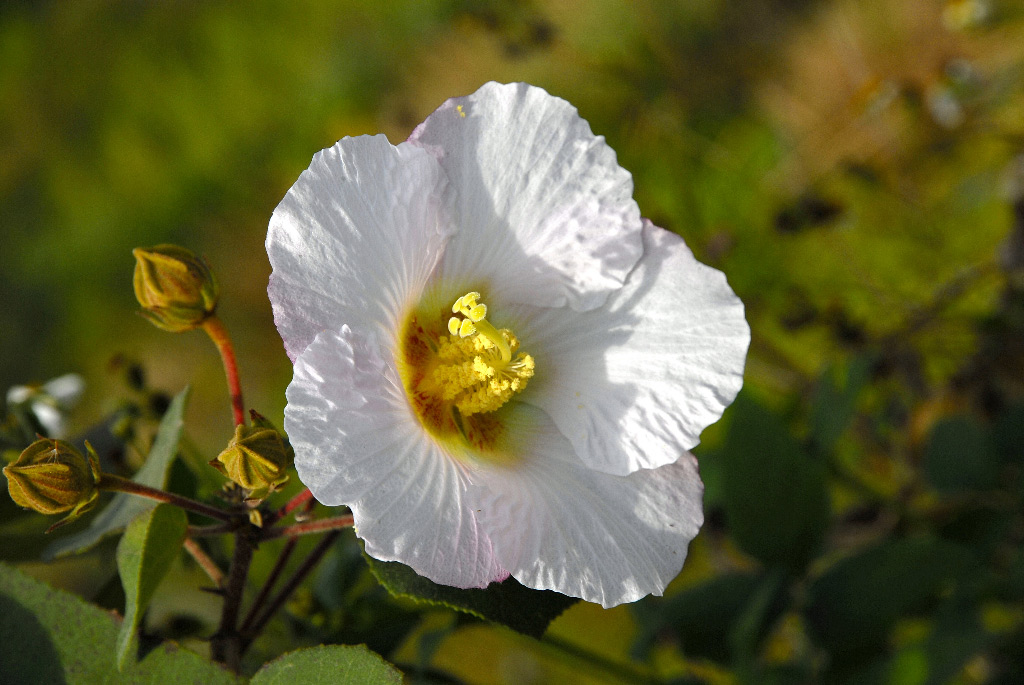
[210,414,292,502]
[133,244,219,332]
[3,439,101,530]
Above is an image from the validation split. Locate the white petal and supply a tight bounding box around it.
[43,373,85,407]
[514,221,750,476]
[286,325,507,588]
[408,82,643,312]
[468,406,703,608]
[268,135,450,360]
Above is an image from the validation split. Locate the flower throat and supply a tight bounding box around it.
[399,291,534,444]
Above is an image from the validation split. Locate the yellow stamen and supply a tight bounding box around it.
[434,292,534,415]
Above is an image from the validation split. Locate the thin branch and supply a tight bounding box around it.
[96,473,234,522]
[202,316,246,427]
[188,520,244,537]
[263,488,315,528]
[183,537,224,586]
[241,530,341,652]
[238,537,298,636]
[211,526,257,671]
[238,489,321,634]
[259,515,354,541]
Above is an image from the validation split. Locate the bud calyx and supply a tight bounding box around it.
[3,439,101,531]
[133,244,219,332]
[210,411,293,502]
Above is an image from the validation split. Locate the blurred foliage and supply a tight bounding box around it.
[2,0,1024,683]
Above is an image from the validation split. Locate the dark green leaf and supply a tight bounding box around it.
[836,590,991,685]
[997,548,1024,601]
[924,415,999,494]
[115,503,188,669]
[44,387,190,560]
[805,537,976,661]
[918,591,991,685]
[0,561,237,684]
[992,402,1024,466]
[364,552,575,638]
[633,571,787,665]
[250,644,402,685]
[937,503,1011,560]
[721,394,829,569]
[809,355,873,454]
[731,569,789,672]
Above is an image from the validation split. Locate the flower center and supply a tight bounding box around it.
[398,291,535,455]
[436,292,535,416]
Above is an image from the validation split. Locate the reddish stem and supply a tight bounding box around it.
[184,537,225,586]
[97,474,234,522]
[238,492,318,635]
[238,537,298,636]
[241,530,341,651]
[202,316,246,427]
[276,488,314,521]
[259,515,354,541]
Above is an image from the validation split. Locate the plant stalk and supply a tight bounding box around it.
[211,525,257,671]
[96,474,234,522]
[202,315,246,427]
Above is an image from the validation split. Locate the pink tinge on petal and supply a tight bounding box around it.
[286,325,508,589]
[267,135,450,361]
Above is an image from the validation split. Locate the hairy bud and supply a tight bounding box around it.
[133,245,219,332]
[3,439,101,530]
[210,412,293,502]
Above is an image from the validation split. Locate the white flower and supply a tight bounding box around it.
[6,374,85,439]
[267,82,749,607]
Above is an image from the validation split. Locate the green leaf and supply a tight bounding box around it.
[804,537,976,661]
[0,561,237,684]
[364,552,576,638]
[730,569,789,674]
[918,591,991,685]
[721,394,830,569]
[251,644,402,685]
[633,571,787,665]
[115,503,188,669]
[809,355,874,454]
[43,387,190,560]
[992,401,1024,466]
[924,415,999,494]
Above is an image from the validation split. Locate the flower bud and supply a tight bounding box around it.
[3,439,101,529]
[133,245,219,332]
[210,414,292,501]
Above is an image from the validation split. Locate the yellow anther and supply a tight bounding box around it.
[452,291,481,314]
[425,293,535,416]
[467,303,487,322]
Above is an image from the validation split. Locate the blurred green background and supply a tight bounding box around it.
[3,0,1024,683]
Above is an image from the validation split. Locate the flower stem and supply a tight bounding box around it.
[259,515,354,541]
[188,521,244,537]
[275,487,314,521]
[238,489,319,635]
[211,525,257,671]
[202,315,246,427]
[238,537,298,636]
[240,530,341,653]
[183,537,224,586]
[96,474,234,522]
